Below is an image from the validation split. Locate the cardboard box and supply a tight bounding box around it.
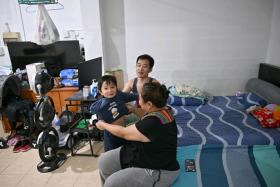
[3,32,21,45]
[26,62,45,93]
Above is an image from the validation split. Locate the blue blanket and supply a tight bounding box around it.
[171,96,280,146]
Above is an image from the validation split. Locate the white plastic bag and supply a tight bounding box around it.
[34,4,60,45]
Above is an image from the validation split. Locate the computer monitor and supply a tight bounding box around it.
[78,57,102,90]
[7,40,83,77]
[53,40,83,69]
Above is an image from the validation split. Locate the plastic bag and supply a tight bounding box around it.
[34,4,60,45]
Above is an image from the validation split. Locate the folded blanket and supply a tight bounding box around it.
[60,78,79,87]
[168,85,211,106]
[60,69,78,79]
[170,84,206,98]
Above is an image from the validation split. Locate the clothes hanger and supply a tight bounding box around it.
[24,2,64,13]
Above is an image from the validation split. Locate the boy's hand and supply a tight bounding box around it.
[96,120,106,130]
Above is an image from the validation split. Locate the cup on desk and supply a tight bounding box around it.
[83,86,90,98]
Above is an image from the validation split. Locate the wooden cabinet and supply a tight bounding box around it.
[1,87,79,133]
[1,116,11,133]
[47,87,79,114]
[21,89,38,102]
[22,87,80,114]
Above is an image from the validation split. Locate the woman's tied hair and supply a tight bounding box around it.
[141,82,170,108]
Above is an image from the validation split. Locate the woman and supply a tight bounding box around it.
[96,82,179,187]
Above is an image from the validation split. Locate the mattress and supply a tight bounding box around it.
[171,96,280,146]
[173,145,280,187]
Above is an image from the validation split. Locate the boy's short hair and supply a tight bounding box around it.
[99,75,117,90]
[136,54,154,69]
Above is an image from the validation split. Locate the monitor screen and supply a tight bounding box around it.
[7,40,83,77]
[78,57,102,90]
[53,40,83,69]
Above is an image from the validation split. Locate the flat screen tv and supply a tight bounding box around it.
[7,40,83,77]
[78,57,102,90]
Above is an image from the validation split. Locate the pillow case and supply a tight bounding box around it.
[237,92,267,109]
[250,107,280,128]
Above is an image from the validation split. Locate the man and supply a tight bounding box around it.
[123,54,158,96]
[123,54,159,117]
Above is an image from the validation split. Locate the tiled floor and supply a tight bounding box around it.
[0,122,103,187]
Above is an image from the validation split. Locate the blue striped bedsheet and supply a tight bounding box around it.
[173,145,280,187]
[171,96,280,146]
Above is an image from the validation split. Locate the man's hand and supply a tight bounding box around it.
[96,120,106,130]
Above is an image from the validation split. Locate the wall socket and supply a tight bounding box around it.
[0,47,5,56]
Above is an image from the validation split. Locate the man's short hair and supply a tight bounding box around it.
[136,54,154,69]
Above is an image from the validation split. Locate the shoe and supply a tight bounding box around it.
[20,144,32,152]
[13,141,24,153]
[13,140,30,153]
[7,136,17,146]
[7,135,25,146]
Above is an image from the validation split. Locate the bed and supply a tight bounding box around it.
[173,96,280,147]
[174,145,280,187]
[172,63,280,187]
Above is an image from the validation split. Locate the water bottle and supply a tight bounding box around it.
[82,85,89,98]
[90,79,98,98]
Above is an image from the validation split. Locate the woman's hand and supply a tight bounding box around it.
[126,103,135,113]
[96,120,106,130]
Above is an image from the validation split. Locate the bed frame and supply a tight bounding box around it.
[246,63,280,104]
[258,63,280,87]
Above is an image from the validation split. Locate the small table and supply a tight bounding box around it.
[65,90,99,157]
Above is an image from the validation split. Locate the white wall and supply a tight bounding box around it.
[80,0,103,60]
[266,0,280,66]
[0,0,23,66]
[0,0,103,68]
[18,0,83,41]
[1,0,279,96]
[121,0,274,95]
[99,0,127,74]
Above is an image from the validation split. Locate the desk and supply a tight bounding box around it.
[48,87,79,114]
[66,90,99,157]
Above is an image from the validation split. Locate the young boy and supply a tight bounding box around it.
[90,75,138,151]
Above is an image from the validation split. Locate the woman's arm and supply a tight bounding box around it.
[96,120,150,142]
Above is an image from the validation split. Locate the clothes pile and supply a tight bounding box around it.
[248,104,280,128]
[167,84,211,106]
[59,69,78,87]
